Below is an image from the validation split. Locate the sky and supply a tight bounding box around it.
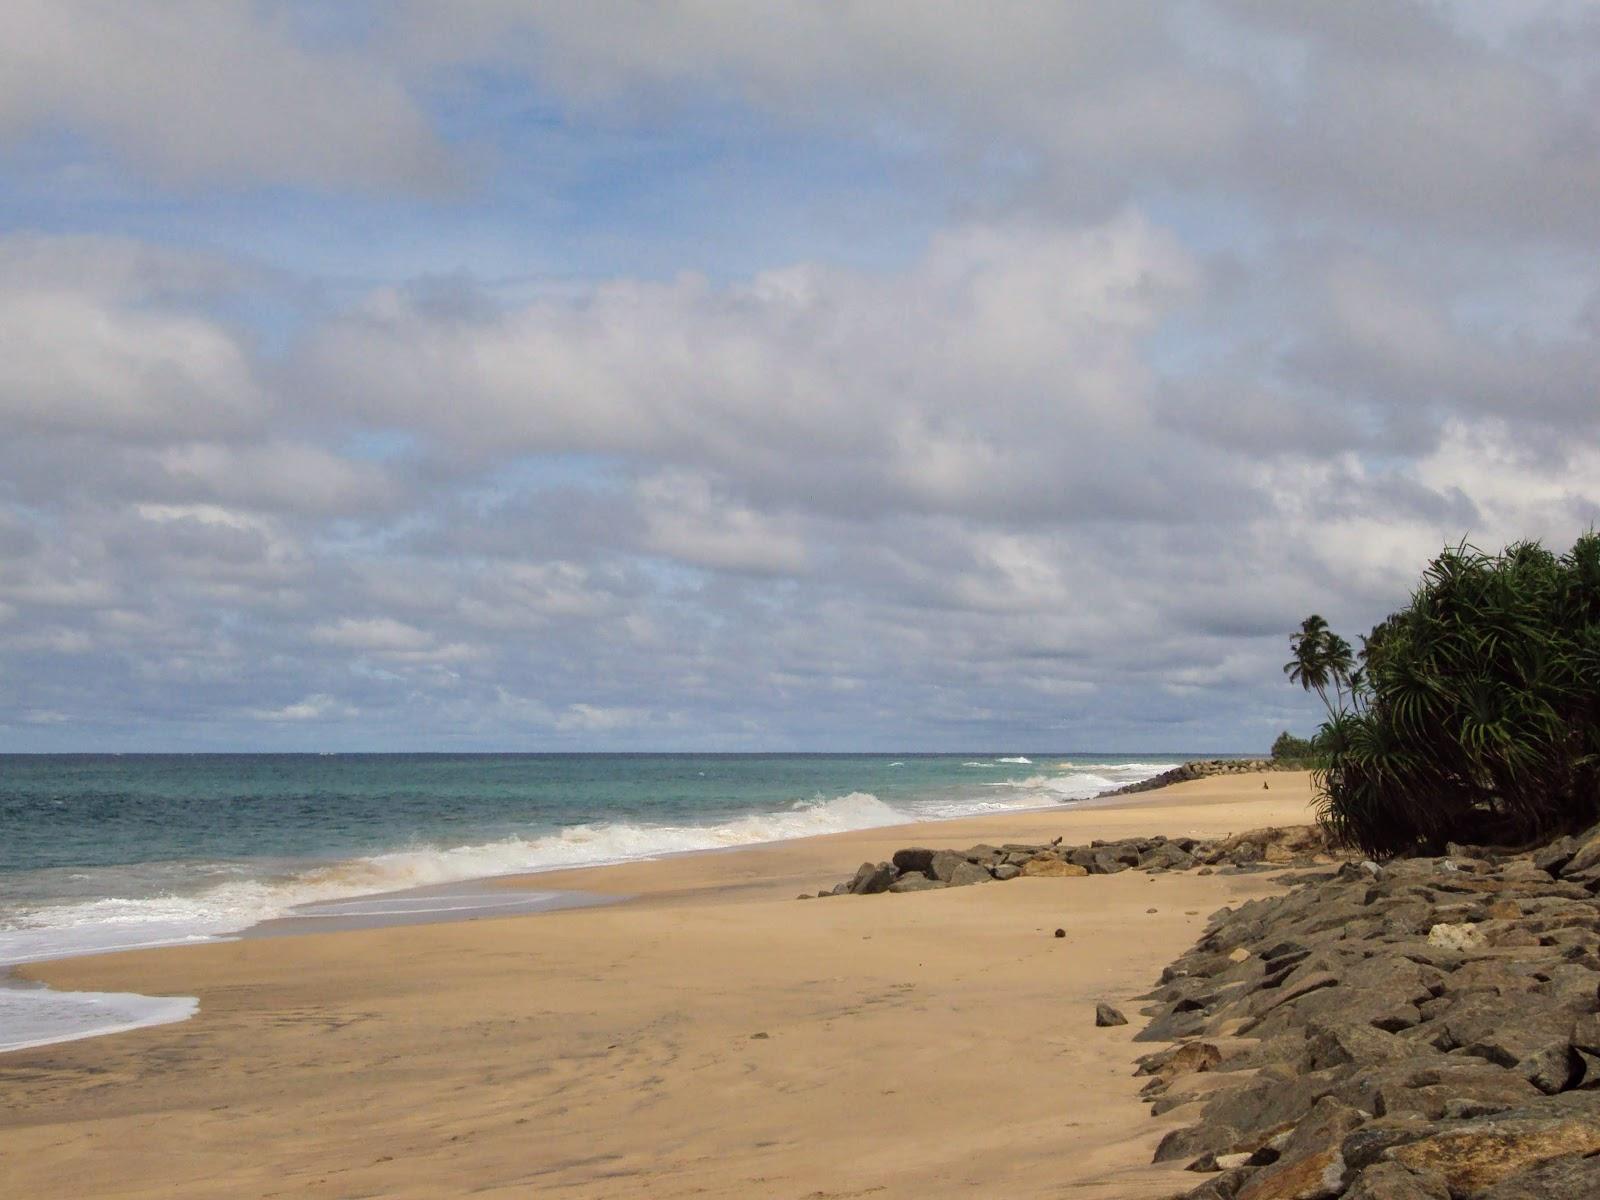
[3,1,1600,753]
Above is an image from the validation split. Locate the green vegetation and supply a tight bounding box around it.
[1270,729,1321,765]
[1290,536,1600,858]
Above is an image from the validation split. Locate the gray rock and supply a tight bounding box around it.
[1386,1109,1600,1195]
[1153,1122,1243,1164]
[929,850,969,883]
[887,874,946,893]
[1095,1002,1128,1027]
[849,861,897,895]
[991,862,1021,881]
[944,860,992,887]
[1342,1161,1449,1200]
[890,847,936,874]
[1088,850,1129,875]
[1518,1043,1579,1095]
[1560,828,1600,879]
[1534,836,1580,877]
[1476,1150,1600,1198]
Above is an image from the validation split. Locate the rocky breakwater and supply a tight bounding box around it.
[801,825,1337,898]
[1138,825,1600,1199]
[1105,760,1286,798]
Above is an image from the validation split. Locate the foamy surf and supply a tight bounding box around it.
[0,982,198,1054]
[0,791,911,969]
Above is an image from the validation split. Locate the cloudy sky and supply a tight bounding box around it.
[3,1,1599,752]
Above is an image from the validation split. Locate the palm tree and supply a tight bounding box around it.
[1325,632,1355,713]
[1284,614,1351,724]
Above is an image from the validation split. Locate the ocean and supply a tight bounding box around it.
[0,751,1192,1051]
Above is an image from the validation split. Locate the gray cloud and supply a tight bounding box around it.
[0,1,449,190]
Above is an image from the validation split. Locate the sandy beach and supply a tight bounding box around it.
[0,771,1316,1199]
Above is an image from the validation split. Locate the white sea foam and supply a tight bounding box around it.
[0,984,198,1053]
[0,791,911,969]
[997,756,1032,764]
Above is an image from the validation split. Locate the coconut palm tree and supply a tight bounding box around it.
[1284,614,1350,724]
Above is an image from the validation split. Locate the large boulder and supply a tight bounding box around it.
[944,860,992,887]
[1476,1151,1600,1198]
[1386,1110,1600,1196]
[890,847,936,874]
[1559,827,1600,879]
[888,874,945,894]
[849,861,897,894]
[1342,1162,1449,1200]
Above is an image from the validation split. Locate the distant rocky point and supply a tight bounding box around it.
[1101,759,1292,798]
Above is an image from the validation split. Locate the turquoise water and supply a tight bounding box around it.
[0,752,1197,966]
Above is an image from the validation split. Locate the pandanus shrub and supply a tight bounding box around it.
[1314,534,1600,858]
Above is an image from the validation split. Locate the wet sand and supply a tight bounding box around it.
[0,770,1316,1199]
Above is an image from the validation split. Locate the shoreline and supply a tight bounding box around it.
[0,757,1232,1054]
[1,770,1318,1199]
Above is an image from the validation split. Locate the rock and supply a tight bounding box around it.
[849,861,897,895]
[888,874,946,893]
[1475,1150,1600,1198]
[1305,1023,1419,1071]
[891,847,936,874]
[796,893,812,900]
[1435,993,1577,1086]
[1095,1002,1128,1027]
[1339,1120,1434,1174]
[1387,1111,1600,1195]
[1342,1162,1449,1200]
[1159,1041,1224,1078]
[1142,842,1198,872]
[1021,857,1088,878]
[992,863,1021,881]
[1357,1062,1542,1122]
[1518,1044,1579,1095]
[1089,850,1130,875]
[1234,1143,1344,1200]
[1426,922,1488,951]
[1534,836,1580,877]
[1154,1123,1243,1164]
[1560,829,1600,879]
[944,860,992,887]
[1054,928,1066,938]
[929,850,969,883]
[1199,1070,1343,1146]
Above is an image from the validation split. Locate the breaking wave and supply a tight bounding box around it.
[0,791,911,967]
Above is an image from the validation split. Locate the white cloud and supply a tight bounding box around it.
[250,694,357,722]
[0,1,447,189]
[311,617,434,653]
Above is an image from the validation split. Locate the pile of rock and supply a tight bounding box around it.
[1103,760,1288,798]
[799,825,1337,899]
[1138,826,1600,1198]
